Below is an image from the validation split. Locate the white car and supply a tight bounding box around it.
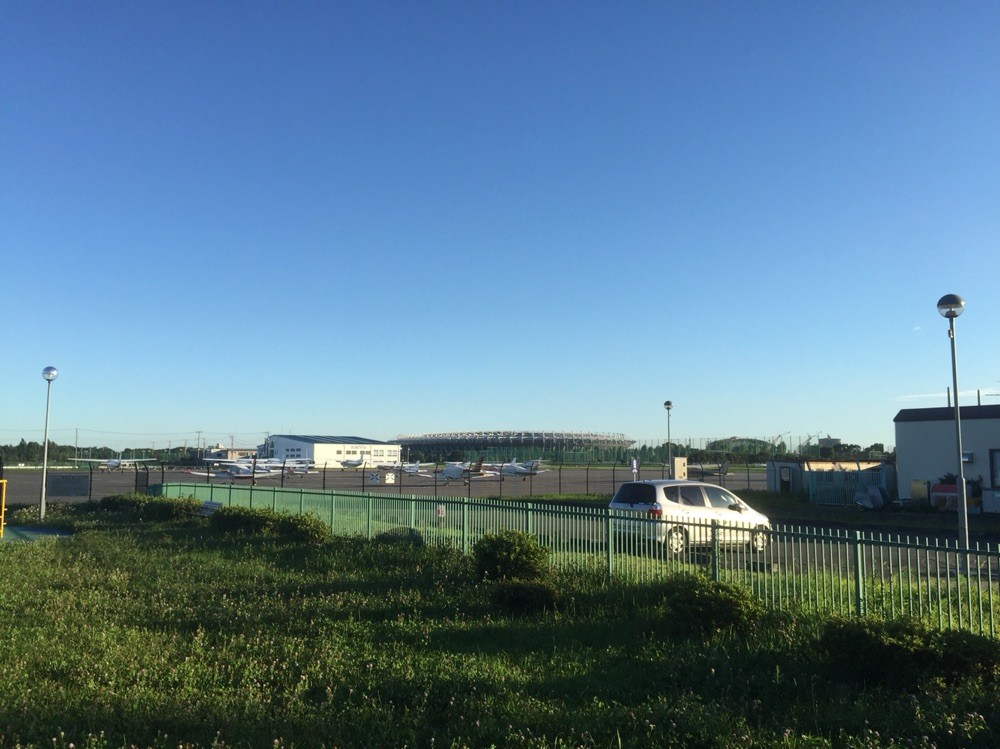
[609,479,771,555]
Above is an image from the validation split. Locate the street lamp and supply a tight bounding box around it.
[937,294,968,550]
[663,400,673,479]
[40,366,59,521]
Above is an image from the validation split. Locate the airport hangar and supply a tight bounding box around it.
[258,435,402,466]
[257,432,635,465]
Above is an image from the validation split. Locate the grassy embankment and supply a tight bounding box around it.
[0,496,998,748]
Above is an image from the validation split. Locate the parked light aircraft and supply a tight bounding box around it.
[376,461,436,477]
[438,457,497,484]
[340,456,368,469]
[70,456,157,472]
[495,459,547,479]
[189,458,314,481]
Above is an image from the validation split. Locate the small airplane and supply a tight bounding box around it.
[188,459,283,481]
[496,459,547,479]
[437,457,497,484]
[70,456,158,472]
[340,456,368,469]
[376,461,436,477]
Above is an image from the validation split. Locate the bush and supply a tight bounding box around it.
[820,617,1000,688]
[373,527,425,546]
[209,505,276,535]
[273,512,332,544]
[141,497,202,521]
[659,572,764,638]
[490,579,559,616]
[819,617,935,687]
[99,492,151,513]
[473,530,549,582]
[208,506,330,543]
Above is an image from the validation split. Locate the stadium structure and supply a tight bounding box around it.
[397,431,634,464]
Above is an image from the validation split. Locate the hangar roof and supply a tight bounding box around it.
[894,405,1000,423]
[267,434,394,445]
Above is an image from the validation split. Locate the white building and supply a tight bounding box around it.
[258,435,401,467]
[894,405,1000,510]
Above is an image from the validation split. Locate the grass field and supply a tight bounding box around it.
[0,500,998,748]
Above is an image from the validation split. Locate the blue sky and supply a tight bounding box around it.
[2,1,998,453]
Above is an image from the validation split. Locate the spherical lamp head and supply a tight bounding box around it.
[663,400,672,412]
[42,366,59,382]
[937,294,965,319]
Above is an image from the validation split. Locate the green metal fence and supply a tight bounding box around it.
[155,483,1000,637]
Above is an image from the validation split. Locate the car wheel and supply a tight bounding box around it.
[749,529,769,553]
[665,526,687,556]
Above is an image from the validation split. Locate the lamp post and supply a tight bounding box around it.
[40,366,59,521]
[663,400,673,479]
[937,294,968,551]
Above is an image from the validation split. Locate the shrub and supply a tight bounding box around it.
[819,617,940,687]
[490,579,559,616]
[373,527,425,546]
[472,530,549,582]
[659,572,764,638]
[99,492,151,513]
[821,617,1000,688]
[273,512,332,544]
[934,628,1000,682]
[141,497,202,521]
[8,501,80,526]
[208,506,330,543]
[209,505,276,535]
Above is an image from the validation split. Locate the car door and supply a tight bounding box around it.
[702,484,746,543]
[675,484,715,546]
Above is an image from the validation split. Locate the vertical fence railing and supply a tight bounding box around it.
[155,483,999,636]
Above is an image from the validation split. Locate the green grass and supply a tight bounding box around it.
[0,503,998,748]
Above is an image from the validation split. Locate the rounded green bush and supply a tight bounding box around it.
[209,505,276,534]
[141,497,202,521]
[472,530,549,582]
[99,492,151,513]
[820,617,1000,688]
[273,512,332,544]
[490,579,559,616]
[659,572,764,638]
[373,527,425,546]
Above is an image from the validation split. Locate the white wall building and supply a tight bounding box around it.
[258,435,401,467]
[894,405,1000,510]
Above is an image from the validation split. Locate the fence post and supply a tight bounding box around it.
[606,513,614,579]
[853,531,866,617]
[526,502,533,536]
[710,520,720,582]
[299,488,304,516]
[367,494,373,539]
[462,496,469,553]
[410,498,416,534]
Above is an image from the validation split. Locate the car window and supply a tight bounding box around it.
[612,483,656,505]
[679,485,706,507]
[704,485,739,509]
[662,486,681,505]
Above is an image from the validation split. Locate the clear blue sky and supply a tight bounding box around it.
[2,1,998,453]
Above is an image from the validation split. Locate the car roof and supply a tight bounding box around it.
[621,479,716,488]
